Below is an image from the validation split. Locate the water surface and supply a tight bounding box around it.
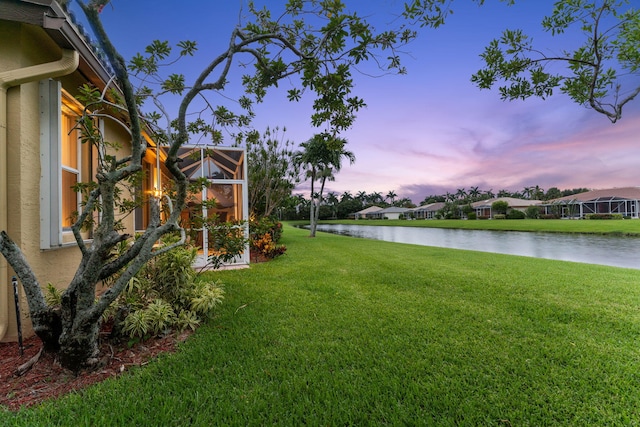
[311,224,640,270]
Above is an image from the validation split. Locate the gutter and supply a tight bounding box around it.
[0,48,79,341]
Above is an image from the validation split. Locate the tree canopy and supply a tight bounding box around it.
[472,0,640,123]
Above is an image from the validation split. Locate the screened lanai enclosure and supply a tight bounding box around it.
[164,146,248,267]
[542,196,638,219]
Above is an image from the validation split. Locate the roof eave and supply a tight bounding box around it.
[1,0,114,88]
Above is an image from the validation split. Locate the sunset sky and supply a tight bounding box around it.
[82,0,640,203]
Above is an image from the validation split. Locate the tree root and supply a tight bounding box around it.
[14,346,44,377]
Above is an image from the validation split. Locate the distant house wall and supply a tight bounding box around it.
[412,203,444,219]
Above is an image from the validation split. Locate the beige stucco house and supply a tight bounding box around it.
[0,0,248,342]
[412,202,446,219]
[471,197,543,218]
[352,205,382,219]
[542,187,640,219]
[367,206,410,220]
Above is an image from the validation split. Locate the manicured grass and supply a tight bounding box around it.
[308,218,640,236]
[5,224,640,425]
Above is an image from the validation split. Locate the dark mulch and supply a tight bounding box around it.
[0,327,192,411]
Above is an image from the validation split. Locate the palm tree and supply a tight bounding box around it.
[445,192,455,202]
[532,185,544,200]
[386,190,397,205]
[326,191,339,219]
[294,133,355,237]
[456,188,467,201]
[396,197,415,208]
[340,191,353,202]
[368,191,384,205]
[468,186,481,201]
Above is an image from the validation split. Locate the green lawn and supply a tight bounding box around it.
[308,218,640,236]
[5,224,640,425]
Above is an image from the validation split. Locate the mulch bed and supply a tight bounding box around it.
[0,327,192,411]
[0,250,271,411]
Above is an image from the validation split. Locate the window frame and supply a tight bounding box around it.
[39,79,94,249]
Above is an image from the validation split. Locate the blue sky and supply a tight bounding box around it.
[82,0,640,203]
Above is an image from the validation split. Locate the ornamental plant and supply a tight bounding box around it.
[103,235,226,341]
[249,217,286,260]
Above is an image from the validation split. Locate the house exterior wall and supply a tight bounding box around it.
[3,23,84,341]
[0,21,134,342]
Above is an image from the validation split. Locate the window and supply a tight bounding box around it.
[40,79,93,248]
[134,160,153,232]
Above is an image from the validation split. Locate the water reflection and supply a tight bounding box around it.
[311,224,640,270]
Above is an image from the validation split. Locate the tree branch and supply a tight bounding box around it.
[0,232,47,315]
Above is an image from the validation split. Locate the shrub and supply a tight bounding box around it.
[250,216,287,259]
[478,215,490,220]
[491,201,509,215]
[540,214,560,219]
[105,236,225,340]
[251,232,287,259]
[467,212,477,220]
[586,213,623,220]
[493,214,506,220]
[525,205,540,219]
[207,221,249,269]
[507,210,526,219]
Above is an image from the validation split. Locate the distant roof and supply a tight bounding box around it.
[412,202,445,211]
[472,197,543,208]
[376,206,410,214]
[355,206,383,214]
[548,187,640,203]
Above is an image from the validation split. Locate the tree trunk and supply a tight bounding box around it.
[31,308,63,353]
[310,175,327,238]
[57,320,101,372]
[308,171,317,237]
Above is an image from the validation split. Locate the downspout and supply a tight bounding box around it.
[0,49,79,341]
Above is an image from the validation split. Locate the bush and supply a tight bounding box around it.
[507,210,526,219]
[207,221,249,269]
[250,216,287,259]
[467,212,477,220]
[478,215,490,220]
[491,201,509,215]
[586,213,624,220]
[493,214,506,220]
[540,214,560,219]
[105,237,225,340]
[525,205,540,219]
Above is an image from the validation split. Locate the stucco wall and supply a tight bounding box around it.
[1,24,77,341]
[1,22,135,341]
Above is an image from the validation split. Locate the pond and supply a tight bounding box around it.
[310,224,640,270]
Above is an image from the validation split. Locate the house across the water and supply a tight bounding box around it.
[541,187,640,219]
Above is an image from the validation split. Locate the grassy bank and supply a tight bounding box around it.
[5,224,640,425]
[302,218,640,236]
